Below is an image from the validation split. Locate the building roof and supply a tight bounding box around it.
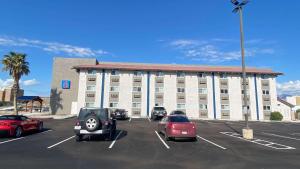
[277,97,295,108]
[73,62,283,75]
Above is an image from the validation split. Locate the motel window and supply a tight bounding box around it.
[198,73,206,78]
[177,72,185,77]
[177,104,185,109]
[87,77,96,81]
[111,70,119,76]
[155,87,164,93]
[221,104,230,110]
[133,94,141,99]
[110,94,119,98]
[86,85,96,91]
[87,70,97,75]
[261,75,269,79]
[198,88,207,94]
[134,71,143,77]
[220,73,227,79]
[85,102,95,107]
[263,105,271,111]
[199,104,207,110]
[133,87,142,92]
[132,102,141,108]
[86,93,95,98]
[262,90,270,95]
[155,103,163,107]
[109,102,118,108]
[156,71,164,77]
[241,90,249,95]
[220,89,228,94]
[177,88,185,93]
[110,86,119,92]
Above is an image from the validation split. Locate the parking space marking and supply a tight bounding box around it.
[154,131,170,149]
[0,130,52,145]
[47,135,75,149]
[108,131,123,149]
[147,117,151,122]
[128,118,132,122]
[291,133,300,136]
[262,132,300,141]
[220,132,295,150]
[0,137,24,145]
[196,135,227,150]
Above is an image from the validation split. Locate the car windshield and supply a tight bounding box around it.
[0,115,19,120]
[79,108,108,120]
[169,116,190,122]
[172,111,185,114]
[154,107,165,110]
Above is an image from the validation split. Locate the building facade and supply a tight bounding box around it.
[51,57,284,121]
[0,88,24,103]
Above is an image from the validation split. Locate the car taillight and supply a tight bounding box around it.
[75,120,80,126]
[167,123,174,129]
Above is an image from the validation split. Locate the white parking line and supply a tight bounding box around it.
[0,137,25,145]
[220,132,295,150]
[291,133,300,136]
[262,132,300,141]
[196,135,227,150]
[109,131,123,149]
[128,118,132,122]
[154,130,170,149]
[147,117,151,122]
[0,130,52,145]
[47,135,75,149]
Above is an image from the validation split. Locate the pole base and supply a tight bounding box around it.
[242,128,253,140]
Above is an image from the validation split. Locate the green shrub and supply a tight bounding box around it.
[270,111,283,121]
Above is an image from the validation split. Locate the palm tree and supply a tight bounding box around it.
[2,52,30,115]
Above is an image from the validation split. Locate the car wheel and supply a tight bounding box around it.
[192,137,197,142]
[76,135,82,142]
[109,126,116,141]
[38,122,43,132]
[15,126,23,138]
[84,115,100,132]
[164,130,170,141]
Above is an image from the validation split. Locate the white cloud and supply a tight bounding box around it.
[277,80,300,96]
[0,79,14,90]
[0,36,108,57]
[168,38,275,62]
[23,79,39,86]
[0,78,40,90]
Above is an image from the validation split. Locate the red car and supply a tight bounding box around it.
[158,115,197,141]
[0,115,43,138]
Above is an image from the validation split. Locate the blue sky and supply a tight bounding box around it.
[0,0,299,96]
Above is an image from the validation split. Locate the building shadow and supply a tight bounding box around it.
[80,130,128,142]
[50,88,63,115]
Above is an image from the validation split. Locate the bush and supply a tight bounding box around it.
[270,111,283,121]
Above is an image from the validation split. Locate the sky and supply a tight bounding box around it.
[0,0,299,97]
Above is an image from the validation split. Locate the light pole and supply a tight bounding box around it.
[231,0,253,139]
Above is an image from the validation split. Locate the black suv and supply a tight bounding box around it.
[74,108,116,142]
[151,107,167,120]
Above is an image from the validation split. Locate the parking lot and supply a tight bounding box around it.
[0,118,300,169]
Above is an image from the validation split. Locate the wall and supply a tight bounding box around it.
[50,57,96,115]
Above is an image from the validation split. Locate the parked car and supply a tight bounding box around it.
[112,109,128,120]
[74,108,117,142]
[170,110,186,116]
[0,115,43,138]
[158,115,196,141]
[151,107,167,120]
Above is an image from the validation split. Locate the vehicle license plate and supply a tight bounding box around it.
[182,131,188,134]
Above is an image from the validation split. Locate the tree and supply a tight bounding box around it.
[2,52,30,115]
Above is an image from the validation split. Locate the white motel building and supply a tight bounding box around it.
[50,57,284,121]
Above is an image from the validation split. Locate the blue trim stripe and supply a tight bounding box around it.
[254,74,259,120]
[212,73,216,119]
[100,69,105,108]
[146,72,150,117]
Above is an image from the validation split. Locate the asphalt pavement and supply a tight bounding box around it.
[0,117,300,169]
